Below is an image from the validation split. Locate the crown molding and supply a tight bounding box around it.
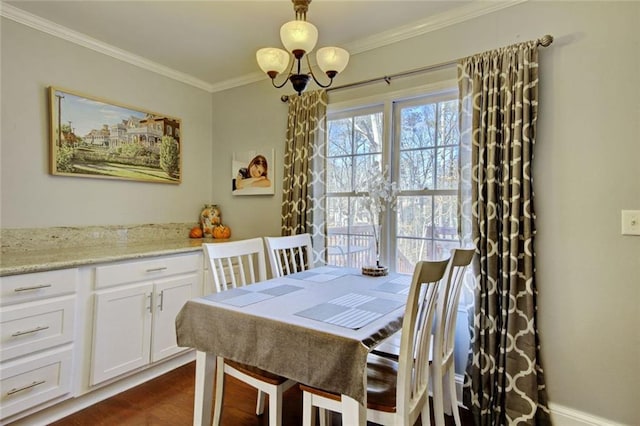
[1,1,526,94]
[209,71,265,94]
[0,3,215,92]
[344,0,528,55]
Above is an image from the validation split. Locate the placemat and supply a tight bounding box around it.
[295,292,404,329]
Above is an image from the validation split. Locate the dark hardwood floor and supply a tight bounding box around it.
[50,362,473,426]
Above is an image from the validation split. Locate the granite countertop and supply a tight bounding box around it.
[0,238,210,277]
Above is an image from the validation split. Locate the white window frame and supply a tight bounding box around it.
[326,80,460,272]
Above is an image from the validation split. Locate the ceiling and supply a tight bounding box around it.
[2,1,519,92]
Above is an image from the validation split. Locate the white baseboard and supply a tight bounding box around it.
[453,374,629,426]
[547,403,630,426]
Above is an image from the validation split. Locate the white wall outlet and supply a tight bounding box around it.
[621,210,640,236]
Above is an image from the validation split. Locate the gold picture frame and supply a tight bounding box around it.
[49,86,182,184]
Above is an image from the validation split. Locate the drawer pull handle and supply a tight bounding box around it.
[145,267,167,273]
[14,284,52,292]
[158,290,165,312]
[7,380,46,396]
[12,325,50,337]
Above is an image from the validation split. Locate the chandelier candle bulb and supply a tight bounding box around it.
[256,48,289,77]
[280,20,318,57]
[316,47,350,76]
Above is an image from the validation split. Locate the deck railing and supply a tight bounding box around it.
[326,225,376,268]
[325,225,460,271]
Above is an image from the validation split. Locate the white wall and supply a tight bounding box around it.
[1,19,213,228]
[2,1,638,424]
[529,4,639,424]
[212,2,640,424]
[210,82,290,240]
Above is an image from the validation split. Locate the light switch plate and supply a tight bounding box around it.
[621,210,640,236]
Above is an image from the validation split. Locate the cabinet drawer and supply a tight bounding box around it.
[0,347,72,419]
[1,297,75,361]
[0,269,77,307]
[95,253,201,289]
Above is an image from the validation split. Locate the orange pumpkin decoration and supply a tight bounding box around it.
[189,226,203,239]
[212,224,231,239]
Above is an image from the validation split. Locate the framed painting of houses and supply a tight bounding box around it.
[48,86,182,184]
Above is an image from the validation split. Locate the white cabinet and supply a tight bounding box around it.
[0,248,204,424]
[152,275,197,362]
[90,253,201,385]
[0,269,78,420]
[91,282,153,385]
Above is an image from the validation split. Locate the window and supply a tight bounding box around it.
[326,105,384,268]
[325,85,466,273]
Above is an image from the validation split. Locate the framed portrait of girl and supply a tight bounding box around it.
[231,149,275,195]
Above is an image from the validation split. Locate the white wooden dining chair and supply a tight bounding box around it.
[264,233,313,278]
[430,247,475,426]
[299,258,450,426]
[369,248,475,426]
[202,239,297,426]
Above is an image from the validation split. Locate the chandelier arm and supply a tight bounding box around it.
[305,54,334,88]
[271,77,290,89]
[270,58,297,89]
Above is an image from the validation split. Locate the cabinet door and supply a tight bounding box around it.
[91,283,153,385]
[151,273,197,363]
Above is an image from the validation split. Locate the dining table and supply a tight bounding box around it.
[175,265,413,426]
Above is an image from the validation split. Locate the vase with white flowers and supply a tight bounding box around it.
[359,165,399,276]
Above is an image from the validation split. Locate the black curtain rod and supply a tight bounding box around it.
[280,34,554,103]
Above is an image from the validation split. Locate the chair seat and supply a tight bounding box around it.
[372,332,436,362]
[226,360,290,386]
[371,331,402,360]
[299,354,399,413]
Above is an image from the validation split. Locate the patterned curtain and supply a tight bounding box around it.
[458,41,551,425]
[281,90,328,264]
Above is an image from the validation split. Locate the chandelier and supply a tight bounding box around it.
[256,0,349,95]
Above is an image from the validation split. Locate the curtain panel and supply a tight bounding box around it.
[281,90,328,264]
[458,40,551,425]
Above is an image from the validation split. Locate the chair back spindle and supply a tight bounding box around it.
[264,234,313,278]
[203,238,267,293]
